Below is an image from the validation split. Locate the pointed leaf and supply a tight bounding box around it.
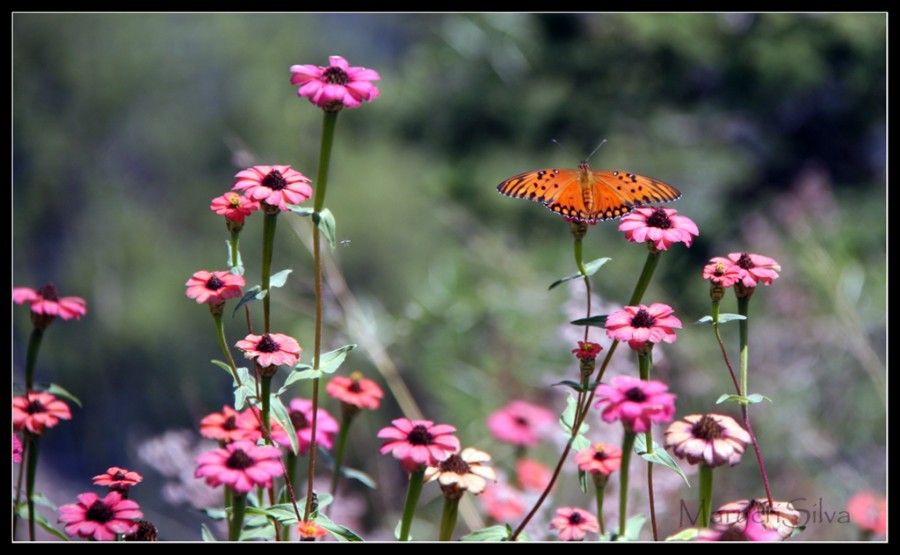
[716,393,771,406]
[45,383,82,408]
[277,365,318,395]
[746,393,771,404]
[240,523,276,541]
[552,380,589,393]
[559,391,590,446]
[665,528,701,541]
[268,269,292,288]
[313,208,337,250]
[622,514,647,541]
[549,257,611,290]
[318,344,356,374]
[287,205,315,217]
[634,434,690,486]
[200,523,217,542]
[460,525,513,542]
[231,368,256,410]
[246,503,299,524]
[694,313,746,325]
[340,466,377,489]
[270,395,298,455]
[232,285,264,316]
[315,513,365,542]
[570,315,608,327]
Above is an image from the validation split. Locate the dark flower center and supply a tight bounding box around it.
[645,208,672,229]
[624,387,647,403]
[568,511,585,525]
[736,253,755,270]
[226,448,254,470]
[256,334,279,353]
[439,454,470,474]
[206,275,225,291]
[407,424,435,446]
[691,415,725,440]
[26,399,47,415]
[718,526,749,541]
[290,409,309,430]
[322,66,349,85]
[36,282,59,302]
[630,308,656,328]
[223,415,237,431]
[713,263,727,277]
[349,380,363,393]
[262,170,288,191]
[514,416,530,427]
[593,450,609,462]
[85,500,114,523]
[113,471,127,481]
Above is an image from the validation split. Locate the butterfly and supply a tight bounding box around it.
[497,160,682,225]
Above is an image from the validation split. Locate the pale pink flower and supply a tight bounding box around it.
[13,434,23,464]
[424,447,497,499]
[13,391,72,436]
[516,458,552,492]
[702,259,743,288]
[847,491,886,536]
[185,270,245,305]
[199,405,262,444]
[58,491,142,541]
[550,507,599,541]
[232,165,312,212]
[714,252,781,288]
[480,481,525,523]
[194,440,283,494]
[665,414,751,468]
[270,398,339,454]
[595,376,676,433]
[697,507,782,541]
[93,467,144,493]
[326,373,384,410]
[574,442,622,476]
[14,283,87,325]
[210,191,260,224]
[605,303,682,351]
[235,332,302,368]
[712,498,800,540]
[297,520,328,539]
[290,55,381,111]
[486,400,556,447]
[618,206,699,251]
[378,418,460,470]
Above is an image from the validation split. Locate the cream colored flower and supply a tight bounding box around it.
[665,414,751,468]
[424,447,497,499]
[712,498,801,540]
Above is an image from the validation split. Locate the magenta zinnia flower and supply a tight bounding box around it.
[702,259,743,288]
[14,283,87,327]
[572,341,603,360]
[595,376,676,433]
[58,491,143,541]
[232,165,313,212]
[199,405,262,444]
[618,207,699,251]
[13,434,23,464]
[290,55,381,111]
[378,418,460,470]
[235,332,302,368]
[486,400,556,447]
[185,270,245,305]
[712,498,800,540]
[326,373,384,411]
[480,481,525,523]
[210,191,260,224]
[605,303,682,351]
[270,398,339,454]
[714,252,781,288]
[550,507,600,541]
[194,440,283,494]
[13,391,72,436]
[93,467,144,493]
[697,507,782,541]
[574,442,623,476]
[665,414,751,468]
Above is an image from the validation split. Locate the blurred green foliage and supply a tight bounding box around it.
[13,13,884,540]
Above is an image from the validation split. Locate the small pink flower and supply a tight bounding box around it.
[232,165,313,212]
[297,520,328,539]
[199,405,262,444]
[697,507,782,541]
[665,414,751,468]
[516,458,552,492]
[715,252,781,288]
[572,341,603,361]
[290,55,381,111]
[185,270,245,305]
[480,481,525,523]
[270,398,339,454]
[378,418,460,470]
[712,498,800,540]
[847,491,886,536]
[618,207,699,251]
[235,332,302,368]
[93,467,144,493]
[574,442,623,476]
[702,259,742,288]
[486,400,556,447]
[58,491,143,541]
[13,434,23,464]
[326,373,384,410]
[14,283,87,328]
[194,440,283,494]
[13,391,72,436]
[550,507,599,541]
[595,376,676,433]
[210,191,260,224]
[605,303,682,351]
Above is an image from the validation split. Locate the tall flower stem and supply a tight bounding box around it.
[212,312,242,387]
[229,231,241,270]
[638,350,658,540]
[594,484,606,535]
[439,496,461,541]
[25,436,39,541]
[229,492,247,542]
[304,109,339,522]
[329,414,354,498]
[698,464,714,527]
[618,431,636,537]
[399,468,426,541]
[261,213,278,334]
[24,328,44,391]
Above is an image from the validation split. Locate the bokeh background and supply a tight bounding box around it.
[12,13,885,541]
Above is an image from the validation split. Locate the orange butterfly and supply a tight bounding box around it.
[497,160,682,225]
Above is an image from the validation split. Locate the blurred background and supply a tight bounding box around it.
[13,13,885,541]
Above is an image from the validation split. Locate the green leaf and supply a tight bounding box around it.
[240,523,276,541]
[246,503,299,524]
[393,520,406,541]
[231,368,256,410]
[203,508,227,520]
[694,313,746,325]
[569,315,608,327]
[276,366,318,395]
[746,393,771,404]
[578,468,590,495]
[318,344,356,374]
[665,528,701,541]
[232,285,264,316]
[287,205,315,217]
[549,258,611,290]
[45,383,82,408]
[716,393,771,406]
[200,523,217,542]
[34,513,69,541]
[268,269,292,288]
[460,525,513,542]
[226,241,244,276]
[315,513,365,542]
[270,395,299,455]
[313,208,337,250]
[634,434,690,486]
[340,466,378,489]
[622,513,647,541]
[559,391,589,445]
[552,380,589,393]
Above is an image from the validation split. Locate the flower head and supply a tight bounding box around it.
[199,405,262,444]
[93,467,144,493]
[194,440,283,494]
[13,391,72,435]
[605,303,682,351]
[14,283,86,329]
[185,270,245,305]
[235,332,302,368]
[326,373,384,411]
[297,520,328,540]
[480,481,525,523]
[210,191,260,224]
[58,491,143,541]
[378,418,460,471]
[847,491,886,536]
[424,447,496,499]
[516,458,552,492]
[13,434,23,464]
[232,165,312,212]
[572,341,603,361]
[702,259,743,289]
[270,398,339,455]
[717,252,781,288]
[550,507,599,541]
[697,507,782,541]
[665,414,751,468]
[123,520,159,542]
[486,400,556,447]
[618,207,699,252]
[712,498,800,540]
[574,442,623,477]
[595,376,676,433]
[290,56,381,111]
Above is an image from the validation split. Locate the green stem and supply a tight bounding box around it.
[213,312,242,387]
[260,374,272,438]
[229,231,241,270]
[399,468,425,541]
[329,414,354,498]
[628,252,661,306]
[698,464,714,528]
[261,212,278,334]
[313,111,339,214]
[286,451,298,500]
[638,348,658,540]
[224,488,233,539]
[25,435,39,541]
[13,439,27,540]
[229,492,247,542]
[439,496,460,541]
[24,328,44,391]
[618,431,636,537]
[594,484,606,536]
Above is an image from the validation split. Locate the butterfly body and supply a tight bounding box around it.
[498,161,681,224]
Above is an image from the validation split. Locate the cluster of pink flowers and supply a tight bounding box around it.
[703,252,781,289]
[57,466,146,541]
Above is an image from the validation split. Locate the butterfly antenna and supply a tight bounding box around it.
[551,138,581,163]
[585,139,608,163]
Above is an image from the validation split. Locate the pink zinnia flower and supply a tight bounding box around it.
[516,458,552,492]
[605,303,682,351]
[13,434,23,464]
[574,442,623,476]
[595,376,676,433]
[270,398,339,454]
[665,414,751,468]
[297,520,328,539]
[93,467,144,493]
[235,332,302,368]
[194,440,283,494]
[185,270,245,305]
[618,207,699,251]
[702,259,742,288]
[714,252,781,288]
[58,491,143,541]
[199,405,262,444]
[572,341,603,361]
[550,507,600,541]
[13,391,72,436]
[480,481,525,523]
[697,508,782,541]
[326,373,384,411]
[290,55,381,111]
[378,418,460,471]
[14,283,87,327]
[232,165,313,212]
[712,498,800,540]
[486,400,556,447]
[210,191,260,224]
[847,491,887,536]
